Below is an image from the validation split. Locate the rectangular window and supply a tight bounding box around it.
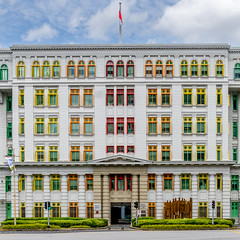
[199,174,208,190]
[216,174,222,190]
[127,146,135,153]
[8,148,12,156]
[231,175,239,191]
[148,203,156,218]
[127,175,132,190]
[233,122,238,137]
[117,146,124,153]
[127,89,134,105]
[48,89,58,106]
[183,89,192,105]
[70,146,80,161]
[49,146,58,162]
[217,117,221,134]
[217,145,221,161]
[51,175,60,191]
[117,175,125,190]
[148,117,157,134]
[35,90,44,106]
[19,118,24,135]
[197,117,206,134]
[70,118,80,134]
[181,174,191,190]
[20,203,25,218]
[7,96,12,111]
[183,145,192,161]
[110,175,115,191]
[106,89,114,106]
[127,117,134,134]
[148,174,156,190]
[233,95,238,110]
[48,118,58,135]
[196,145,206,161]
[86,174,93,190]
[86,202,94,218]
[148,146,157,161]
[5,176,11,192]
[84,146,93,161]
[161,89,170,105]
[52,203,61,217]
[197,89,206,105]
[161,117,171,134]
[68,175,78,191]
[34,203,43,218]
[84,89,93,106]
[19,175,25,191]
[163,174,173,190]
[19,90,24,106]
[233,148,238,163]
[161,145,171,161]
[117,118,124,134]
[35,118,44,134]
[107,146,114,153]
[7,123,12,139]
[117,89,124,105]
[84,118,93,134]
[70,89,80,106]
[107,118,114,134]
[33,175,43,191]
[148,89,157,105]
[69,202,78,218]
[217,202,221,218]
[35,146,45,162]
[198,202,208,218]
[183,117,192,134]
[231,202,239,218]
[20,146,25,162]
[217,89,222,105]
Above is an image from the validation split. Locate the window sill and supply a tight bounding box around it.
[34,106,45,108]
[34,134,45,136]
[70,134,80,136]
[52,76,60,79]
[161,104,172,107]
[126,76,134,79]
[48,134,59,136]
[147,104,158,107]
[48,106,58,108]
[116,76,124,79]
[32,77,40,79]
[87,76,96,79]
[216,133,222,136]
[106,76,114,79]
[196,133,207,135]
[182,104,193,107]
[216,104,222,107]
[196,105,207,107]
[147,133,158,136]
[84,134,94,136]
[155,75,163,78]
[83,105,94,108]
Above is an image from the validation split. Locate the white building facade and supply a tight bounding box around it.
[0,43,239,224]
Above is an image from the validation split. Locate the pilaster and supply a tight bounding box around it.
[222,173,231,218]
[191,173,198,218]
[25,175,33,217]
[78,174,86,218]
[156,174,163,218]
[61,175,68,217]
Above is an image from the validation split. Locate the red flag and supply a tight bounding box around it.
[119,10,123,24]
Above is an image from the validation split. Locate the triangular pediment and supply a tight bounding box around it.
[89,154,151,165]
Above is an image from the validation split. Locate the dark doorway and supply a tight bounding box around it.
[111,202,131,224]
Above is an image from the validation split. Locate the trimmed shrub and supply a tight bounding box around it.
[70,225,91,229]
[140,224,230,230]
[2,224,48,230]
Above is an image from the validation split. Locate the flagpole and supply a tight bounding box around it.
[13,148,16,225]
[119,2,122,44]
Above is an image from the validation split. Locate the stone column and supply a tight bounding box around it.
[78,175,86,218]
[173,173,181,199]
[11,175,19,218]
[102,174,110,220]
[93,174,101,218]
[191,174,198,218]
[25,175,33,217]
[61,175,68,217]
[208,173,215,218]
[156,174,163,218]
[43,175,50,218]
[139,174,148,208]
[131,174,138,218]
[222,173,231,218]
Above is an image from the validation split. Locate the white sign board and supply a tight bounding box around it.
[94,203,101,211]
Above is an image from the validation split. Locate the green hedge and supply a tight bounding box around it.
[140,224,230,230]
[70,225,91,229]
[2,224,48,230]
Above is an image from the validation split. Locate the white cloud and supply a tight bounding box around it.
[22,23,58,42]
[154,0,240,44]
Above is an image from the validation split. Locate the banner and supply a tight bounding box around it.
[6,156,15,171]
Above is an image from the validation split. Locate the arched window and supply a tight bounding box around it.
[234,63,240,79]
[216,60,224,77]
[166,60,173,77]
[78,61,85,77]
[155,60,163,77]
[180,60,188,76]
[52,61,60,77]
[88,61,95,77]
[201,60,208,76]
[106,61,114,77]
[145,60,153,77]
[67,61,75,77]
[0,64,8,80]
[127,60,134,77]
[190,60,198,76]
[17,61,25,78]
[42,61,50,77]
[32,61,40,78]
[117,60,124,77]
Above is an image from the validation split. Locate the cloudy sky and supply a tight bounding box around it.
[0,0,240,48]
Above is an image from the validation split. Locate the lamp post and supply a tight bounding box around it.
[12,148,16,226]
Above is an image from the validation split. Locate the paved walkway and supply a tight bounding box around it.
[110,224,132,231]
